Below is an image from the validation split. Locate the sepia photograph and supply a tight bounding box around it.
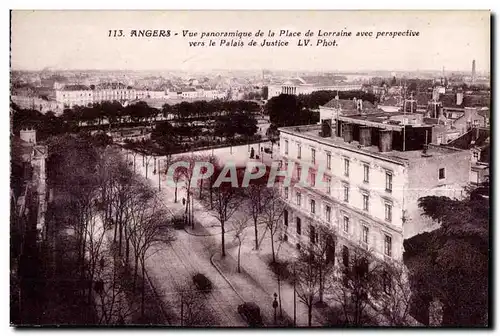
[9,9,491,328]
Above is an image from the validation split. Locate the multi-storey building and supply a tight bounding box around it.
[278,111,470,263]
[54,83,166,108]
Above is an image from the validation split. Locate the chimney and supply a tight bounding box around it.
[359,126,372,146]
[378,129,393,152]
[343,123,353,143]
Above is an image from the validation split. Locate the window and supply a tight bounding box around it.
[385,171,393,193]
[311,148,316,164]
[344,158,350,177]
[296,192,302,206]
[363,164,370,183]
[310,199,316,214]
[473,152,479,160]
[310,172,316,187]
[439,168,445,180]
[310,225,316,244]
[385,203,392,222]
[325,205,331,223]
[363,193,369,212]
[342,246,349,267]
[285,140,289,154]
[326,176,331,194]
[362,225,369,244]
[297,166,302,180]
[343,184,349,202]
[284,210,288,227]
[296,217,301,235]
[284,187,289,199]
[297,144,301,159]
[326,153,331,170]
[384,235,392,257]
[343,216,349,233]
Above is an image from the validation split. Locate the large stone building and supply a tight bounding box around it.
[278,110,470,263]
[268,77,363,99]
[55,83,166,108]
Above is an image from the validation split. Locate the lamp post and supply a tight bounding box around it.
[158,158,161,191]
[272,292,278,325]
[293,264,297,327]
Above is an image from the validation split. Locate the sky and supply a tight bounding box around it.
[11,10,491,73]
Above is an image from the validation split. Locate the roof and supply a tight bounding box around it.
[379,96,400,106]
[279,124,461,164]
[62,84,91,91]
[322,98,376,112]
[300,75,346,86]
[448,127,490,149]
[96,82,128,90]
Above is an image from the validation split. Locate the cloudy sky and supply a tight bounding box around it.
[11,10,490,73]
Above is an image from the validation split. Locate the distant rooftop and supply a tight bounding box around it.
[322,98,376,112]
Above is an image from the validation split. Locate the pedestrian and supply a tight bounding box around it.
[182,198,186,205]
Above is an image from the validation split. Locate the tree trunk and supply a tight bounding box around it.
[141,258,145,319]
[270,231,276,263]
[253,218,259,250]
[221,221,226,257]
[237,242,241,273]
[174,184,178,203]
[278,276,282,317]
[133,255,139,290]
[308,302,313,326]
[118,221,123,256]
[319,268,324,302]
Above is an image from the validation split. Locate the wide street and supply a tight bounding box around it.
[126,144,329,326]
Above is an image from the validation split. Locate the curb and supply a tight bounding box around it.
[210,252,245,303]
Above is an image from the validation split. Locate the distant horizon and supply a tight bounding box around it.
[10,66,489,76]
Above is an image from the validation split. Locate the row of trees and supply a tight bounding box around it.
[47,134,173,323]
[162,99,261,121]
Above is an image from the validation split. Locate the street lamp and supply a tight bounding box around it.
[272,292,278,325]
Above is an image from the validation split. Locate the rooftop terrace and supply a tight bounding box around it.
[279,124,463,165]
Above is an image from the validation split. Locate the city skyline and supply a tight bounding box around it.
[11,10,490,73]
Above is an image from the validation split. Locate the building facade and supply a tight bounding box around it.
[268,78,362,99]
[278,115,470,263]
[54,83,166,108]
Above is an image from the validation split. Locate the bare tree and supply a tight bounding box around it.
[175,283,213,326]
[260,187,285,264]
[292,250,321,326]
[93,249,138,324]
[371,260,415,326]
[245,182,266,250]
[308,225,337,304]
[211,182,244,257]
[232,217,249,273]
[128,181,173,318]
[329,245,382,326]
